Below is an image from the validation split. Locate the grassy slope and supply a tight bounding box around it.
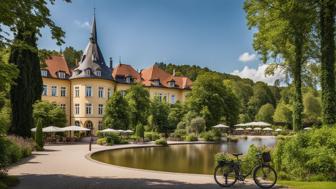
[278,181,336,189]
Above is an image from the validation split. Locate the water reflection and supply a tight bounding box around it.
[91,136,276,174]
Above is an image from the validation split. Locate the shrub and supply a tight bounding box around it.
[273,126,336,181]
[185,133,198,141]
[155,138,168,146]
[105,132,122,145]
[227,136,239,142]
[135,123,145,140]
[96,138,107,145]
[35,119,43,151]
[188,117,206,135]
[200,130,221,141]
[144,132,160,141]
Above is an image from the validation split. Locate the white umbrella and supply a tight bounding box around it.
[235,123,247,127]
[31,126,64,132]
[125,130,134,133]
[43,126,64,133]
[235,128,244,131]
[244,121,271,127]
[117,129,125,133]
[304,127,312,130]
[263,127,273,131]
[213,124,230,128]
[254,127,262,130]
[100,128,119,133]
[275,128,282,132]
[62,126,90,131]
[245,127,252,130]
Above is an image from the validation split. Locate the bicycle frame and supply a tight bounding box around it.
[232,155,266,180]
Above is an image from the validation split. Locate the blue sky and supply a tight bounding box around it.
[38,0,284,84]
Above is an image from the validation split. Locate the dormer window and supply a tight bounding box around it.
[85,69,91,75]
[126,76,132,83]
[58,71,65,79]
[41,70,48,77]
[153,80,160,86]
[168,81,175,87]
[96,70,101,77]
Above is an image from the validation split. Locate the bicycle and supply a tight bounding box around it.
[214,152,277,189]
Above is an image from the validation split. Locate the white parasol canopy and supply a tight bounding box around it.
[243,121,271,127]
[304,127,312,130]
[263,127,273,131]
[234,123,247,127]
[254,127,262,130]
[235,128,244,131]
[245,127,252,130]
[125,130,134,133]
[100,128,120,133]
[275,128,282,132]
[31,126,64,133]
[213,124,230,128]
[62,126,90,131]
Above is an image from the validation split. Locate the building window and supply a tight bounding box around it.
[98,104,103,115]
[153,80,160,86]
[75,121,80,126]
[42,85,47,96]
[51,86,57,96]
[96,70,101,77]
[86,86,92,97]
[108,88,112,98]
[98,87,104,98]
[60,104,66,112]
[98,121,103,130]
[75,86,79,97]
[60,87,66,96]
[126,76,131,83]
[171,95,176,104]
[58,72,66,79]
[86,103,92,115]
[85,69,91,75]
[41,70,48,77]
[75,104,80,115]
[168,81,175,87]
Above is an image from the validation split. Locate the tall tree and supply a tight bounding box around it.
[33,101,67,128]
[150,98,170,136]
[103,91,130,129]
[63,46,83,68]
[319,0,336,125]
[244,0,315,131]
[125,84,150,129]
[9,28,43,137]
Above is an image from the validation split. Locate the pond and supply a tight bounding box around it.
[91,136,276,175]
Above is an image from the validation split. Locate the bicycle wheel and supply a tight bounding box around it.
[214,164,237,187]
[253,165,277,189]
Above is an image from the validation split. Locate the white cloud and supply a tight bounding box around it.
[238,52,256,62]
[74,20,90,30]
[231,64,286,86]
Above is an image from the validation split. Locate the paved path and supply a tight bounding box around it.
[8,142,288,189]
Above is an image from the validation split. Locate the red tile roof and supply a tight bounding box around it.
[112,64,141,81]
[140,64,192,89]
[42,55,70,78]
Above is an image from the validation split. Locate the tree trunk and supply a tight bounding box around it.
[292,34,304,131]
[320,0,336,125]
[9,27,42,137]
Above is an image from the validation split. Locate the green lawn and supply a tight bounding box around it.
[278,181,336,189]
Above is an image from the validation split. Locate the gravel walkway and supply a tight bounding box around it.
[8,142,288,189]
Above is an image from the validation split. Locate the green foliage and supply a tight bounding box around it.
[167,102,185,131]
[247,82,275,119]
[96,138,107,145]
[187,73,239,128]
[103,91,130,129]
[303,92,321,124]
[188,117,206,135]
[135,123,145,140]
[273,102,292,126]
[105,132,122,145]
[273,127,336,181]
[149,98,169,135]
[33,101,66,127]
[63,46,83,68]
[144,132,160,141]
[155,138,168,146]
[125,84,150,128]
[200,130,220,141]
[255,103,275,123]
[185,133,198,141]
[35,119,43,150]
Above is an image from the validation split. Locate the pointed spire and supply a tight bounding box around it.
[90,8,97,43]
